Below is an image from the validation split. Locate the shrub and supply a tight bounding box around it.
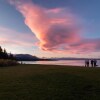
[0,59,19,67]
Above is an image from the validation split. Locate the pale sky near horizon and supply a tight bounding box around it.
[0,0,100,58]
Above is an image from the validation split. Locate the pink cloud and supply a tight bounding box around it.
[0,27,37,47]
[54,39,100,54]
[9,0,81,49]
[46,8,63,14]
[8,0,100,54]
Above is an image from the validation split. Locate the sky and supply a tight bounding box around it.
[0,0,100,58]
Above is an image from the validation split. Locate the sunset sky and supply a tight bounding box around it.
[0,0,100,58]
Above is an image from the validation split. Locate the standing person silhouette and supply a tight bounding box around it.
[85,60,89,67]
[91,60,94,67]
[94,59,97,67]
[87,60,89,67]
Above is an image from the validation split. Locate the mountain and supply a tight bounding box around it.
[14,54,53,61]
[14,54,100,61]
[14,54,39,61]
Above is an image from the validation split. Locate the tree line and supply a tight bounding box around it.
[0,46,15,60]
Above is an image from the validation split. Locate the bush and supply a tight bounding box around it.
[0,59,19,67]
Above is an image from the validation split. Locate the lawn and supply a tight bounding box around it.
[0,64,100,100]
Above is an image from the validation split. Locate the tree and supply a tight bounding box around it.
[0,46,3,59]
[0,46,15,60]
[0,46,3,52]
[3,49,8,59]
[9,53,14,60]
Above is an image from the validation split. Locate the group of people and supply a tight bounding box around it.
[85,59,97,67]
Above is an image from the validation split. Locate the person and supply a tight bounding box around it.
[94,59,97,67]
[87,60,89,67]
[85,60,87,67]
[85,60,89,67]
[91,60,94,67]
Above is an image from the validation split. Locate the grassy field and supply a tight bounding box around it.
[0,64,100,100]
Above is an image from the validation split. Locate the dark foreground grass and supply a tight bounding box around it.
[0,64,100,100]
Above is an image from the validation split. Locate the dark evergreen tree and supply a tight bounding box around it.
[0,46,2,52]
[0,46,18,67]
[0,46,15,60]
[9,53,14,60]
[3,49,8,59]
[0,46,3,59]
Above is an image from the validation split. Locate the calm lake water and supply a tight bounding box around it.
[21,60,100,67]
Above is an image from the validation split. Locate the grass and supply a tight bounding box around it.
[0,64,100,100]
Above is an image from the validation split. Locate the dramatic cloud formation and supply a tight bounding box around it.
[8,0,100,54]
[68,39,100,54]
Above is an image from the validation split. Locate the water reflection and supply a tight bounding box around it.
[20,60,100,67]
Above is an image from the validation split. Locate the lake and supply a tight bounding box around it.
[20,60,100,67]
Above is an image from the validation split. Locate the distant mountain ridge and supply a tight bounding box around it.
[14,54,39,61]
[14,54,53,61]
[14,54,100,61]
